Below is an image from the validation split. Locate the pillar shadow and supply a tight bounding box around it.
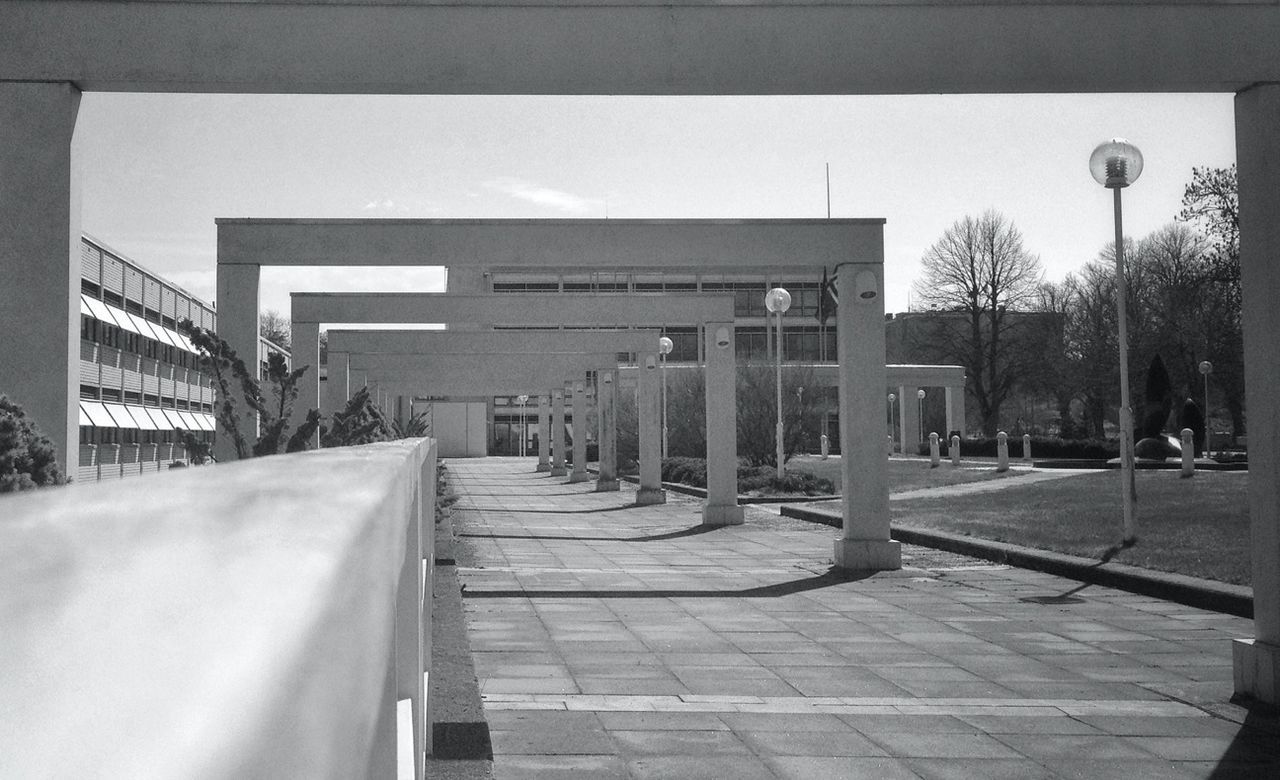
[1210,699,1280,777]
[1019,538,1135,605]
[461,566,875,600]
[459,524,720,542]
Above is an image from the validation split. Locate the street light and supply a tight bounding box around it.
[1199,360,1213,458]
[1091,137,1144,543]
[917,389,926,444]
[658,336,673,460]
[765,287,792,478]
[888,393,897,451]
[517,394,529,457]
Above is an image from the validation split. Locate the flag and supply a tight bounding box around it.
[817,268,839,325]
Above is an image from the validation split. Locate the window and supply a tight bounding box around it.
[125,299,143,316]
[144,393,159,406]
[662,327,699,362]
[80,384,99,400]
[124,391,141,404]
[79,426,94,445]
[81,315,98,342]
[103,289,124,308]
[101,387,121,402]
[81,279,101,297]
[735,327,769,361]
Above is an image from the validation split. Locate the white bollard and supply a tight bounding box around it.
[950,435,961,466]
[1181,428,1195,478]
[929,432,940,468]
[886,434,893,457]
[820,433,830,460]
[996,431,1009,472]
[1022,433,1032,461]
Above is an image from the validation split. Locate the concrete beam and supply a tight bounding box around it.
[3,3,1278,94]
[292,293,733,327]
[217,218,879,269]
[327,328,662,356]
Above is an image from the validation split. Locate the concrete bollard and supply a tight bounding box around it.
[1022,433,1032,461]
[950,435,961,466]
[929,432,940,468]
[996,431,1009,472]
[820,434,829,460]
[1181,427,1195,478]
[886,434,893,457]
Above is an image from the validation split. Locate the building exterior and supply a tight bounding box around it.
[75,235,287,483]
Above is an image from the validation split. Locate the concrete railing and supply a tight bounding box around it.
[0,438,436,779]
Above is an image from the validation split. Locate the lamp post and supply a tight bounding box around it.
[888,393,897,451]
[916,389,926,444]
[658,336,673,460]
[765,287,792,478]
[517,394,529,457]
[1199,360,1213,458]
[1091,137,1144,543]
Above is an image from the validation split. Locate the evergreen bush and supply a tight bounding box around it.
[0,395,65,492]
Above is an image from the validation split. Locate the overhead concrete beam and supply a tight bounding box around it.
[3,3,1277,94]
[217,218,881,269]
[327,328,663,356]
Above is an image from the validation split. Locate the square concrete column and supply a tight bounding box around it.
[703,322,744,526]
[568,378,590,483]
[834,264,901,571]
[214,262,262,461]
[596,370,619,491]
[1233,83,1280,705]
[536,394,551,472]
[898,385,921,455]
[550,388,567,476]
[944,385,965,438]
[325,351,351,417]
[0,82,82,476]
[636,351,665,504]
[290,320,322,445]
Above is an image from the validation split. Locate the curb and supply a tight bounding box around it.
[781,504,1253,619]
[605,470,838,504]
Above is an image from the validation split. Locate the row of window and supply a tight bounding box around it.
[79,385,213,414]
[492,277,825,320]
[82,315,199,369]
[80,427,214,446]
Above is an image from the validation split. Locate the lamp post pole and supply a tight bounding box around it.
[1199,360,1213,458]
[517,394,528,457]
[888,393,896,452]
[1091,138,1144,543]
[766,287,792,479]
[658,336,673,460]
[917,389,926,444]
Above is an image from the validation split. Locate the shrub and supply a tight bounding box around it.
[661,456,708,487]
[0,395,64,492]
[916,435,1119,459]
[736,465,835,496]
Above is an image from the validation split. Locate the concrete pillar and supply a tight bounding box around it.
[291,321,321,446]
[1180,428,1195,478]
[325,351,351,417]
[945,384,966,437]
[1022,433,1032,462]
[0,82,82,477]
[996,432,1009,472]
[703,322,743,525]
[929,432,940,468]
[214,262,261,460]
[899,385,920,455]
[596,370,619,491]
[636,351,665,504]
[833,263,901,571]
[550,388,567,476]
[1233,83,1280,705]
[568,378,589,483]
[536,394,551,472]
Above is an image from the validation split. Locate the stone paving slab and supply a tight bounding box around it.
[448,457,1280,779]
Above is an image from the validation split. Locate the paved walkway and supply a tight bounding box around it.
[449,457,1280,779]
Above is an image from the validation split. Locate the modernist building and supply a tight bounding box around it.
[74,235,286,483]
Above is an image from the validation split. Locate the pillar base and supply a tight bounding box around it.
[1234,638,1280,705]
[833,539,902,572]
[550,465,567,477]
[567,471,590,483]
[535,463,551,472]
[702,504,744,526]
[594,479,620,492]
[635,487,666,505]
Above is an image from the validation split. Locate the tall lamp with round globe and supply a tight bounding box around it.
[917,389,926,444]
[1090,138,1144,543]
[517,394,529,457]
[1199,360,1213,458]
[888,393,897,451]
[658,336,674,460]
[765,287,792,478]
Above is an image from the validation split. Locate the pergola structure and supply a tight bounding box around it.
[3,0,1278,704]
[291,292,746,524]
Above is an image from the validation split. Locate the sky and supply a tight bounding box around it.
[76,93,1237,318]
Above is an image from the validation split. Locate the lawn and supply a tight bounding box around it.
[789,454,1026,495]
[888,469,1253,586]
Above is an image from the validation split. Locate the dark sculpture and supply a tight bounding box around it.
[1178,397,1206,456]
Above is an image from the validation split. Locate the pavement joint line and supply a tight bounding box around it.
[479,693,1208,717]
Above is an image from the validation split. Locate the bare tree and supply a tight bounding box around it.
[259,309,291,349]
[912,210,1045,436]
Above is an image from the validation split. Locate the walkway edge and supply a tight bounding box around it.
[781,504,1254,619]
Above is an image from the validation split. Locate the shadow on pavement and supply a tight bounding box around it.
[1210,699,1280,777]
[461,566,875,600]
[459,524,719,542]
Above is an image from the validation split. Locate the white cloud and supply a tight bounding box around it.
[483,177,601,215]
[362,198,410,214]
